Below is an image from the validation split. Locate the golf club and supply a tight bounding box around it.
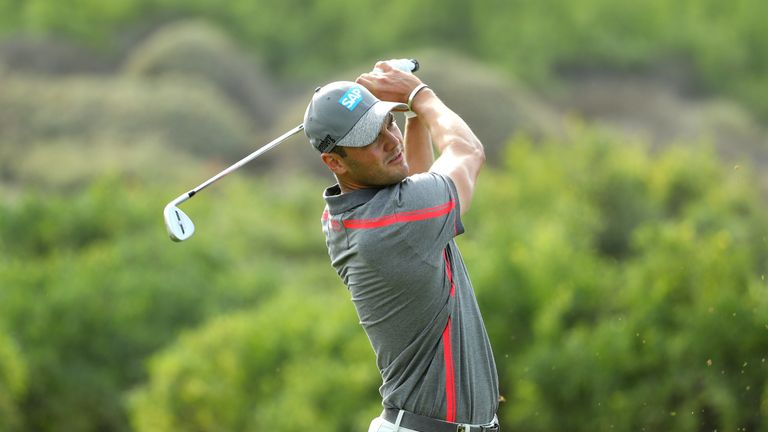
[164,123,304,242]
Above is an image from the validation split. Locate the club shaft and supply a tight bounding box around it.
[181,124,304,201]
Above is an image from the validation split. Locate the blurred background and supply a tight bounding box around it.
[1,1,767,431]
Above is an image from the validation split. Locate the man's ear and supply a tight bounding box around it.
[321,152,347,175]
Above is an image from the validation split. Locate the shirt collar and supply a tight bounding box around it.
[323,184,381,215]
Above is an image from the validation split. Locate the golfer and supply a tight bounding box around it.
[304,60,500,432]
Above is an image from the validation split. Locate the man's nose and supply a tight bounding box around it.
[382,128,399,151]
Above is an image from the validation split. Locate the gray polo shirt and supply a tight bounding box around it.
[321,172,499,424]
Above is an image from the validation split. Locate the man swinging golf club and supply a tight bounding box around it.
[305,60,500,432]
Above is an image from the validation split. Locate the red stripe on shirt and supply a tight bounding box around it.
[442,317,456,422]
[442,250,457,422]
[342,200,455,229]
[444,249,455,297]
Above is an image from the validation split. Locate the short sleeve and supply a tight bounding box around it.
[395,172,464,264]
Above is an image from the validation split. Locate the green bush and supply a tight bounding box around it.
[123,20,278,129]
[0,175,336,431]
[1,124,767,431]
[411,50,563,161]
[461,126,768,431]
[0,185,233,431]
[10,135,205,190]
[0,75,254,177]
[3,0,768,121]
[129,292,380,432]
[0,329,26,432]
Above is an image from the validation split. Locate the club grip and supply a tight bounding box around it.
[374,58,419,74]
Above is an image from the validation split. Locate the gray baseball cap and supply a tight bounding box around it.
[304,81,407,153]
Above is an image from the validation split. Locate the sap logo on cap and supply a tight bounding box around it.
[338,86,364,111]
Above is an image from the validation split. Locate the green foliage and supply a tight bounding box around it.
[413,50,562,162]
[2,4,767,430]
[0,181,229,431]
[8,136,205,191]
[461,126,768,431]
[1,125,767,431]
[0,75,254,187]
[122,19,277,128]
[0,0,135,42]
[2,0,768,120]
[129,292,379,432]
[0,329,26,432]
[0,175,336,431]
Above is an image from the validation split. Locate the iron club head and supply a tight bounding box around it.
[164,203,195,242]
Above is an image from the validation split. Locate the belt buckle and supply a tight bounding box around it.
[458,422,499,431]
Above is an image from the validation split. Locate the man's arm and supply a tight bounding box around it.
[410,88,485,215]
[357,62,485,214]
[403,115,434,175]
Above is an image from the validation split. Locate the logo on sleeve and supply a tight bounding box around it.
[338,86,364,111]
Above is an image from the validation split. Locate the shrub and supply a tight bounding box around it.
[0,75,254,172]
[0,330,26,432]
[123,20,278,129]
[461,127,768,431]
[129,292,380,432]
[0,175,336,431]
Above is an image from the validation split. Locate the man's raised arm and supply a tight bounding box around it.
[357,62,485,214]
[410,88,485,215]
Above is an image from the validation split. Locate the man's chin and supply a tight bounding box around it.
[391,164,410,183]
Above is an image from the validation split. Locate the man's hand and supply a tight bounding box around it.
[357,61,435,175]
[355,61,423,106]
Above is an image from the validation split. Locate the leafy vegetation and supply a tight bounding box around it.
[2,129,767,431]
[463,130,768,431]
[129,292,380,432]
[0,328,26,432]
[1,0,767,120]
[0,176,337,431]
[122,20,278,129]
[2,2,768,430]
[0,75,254,160]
